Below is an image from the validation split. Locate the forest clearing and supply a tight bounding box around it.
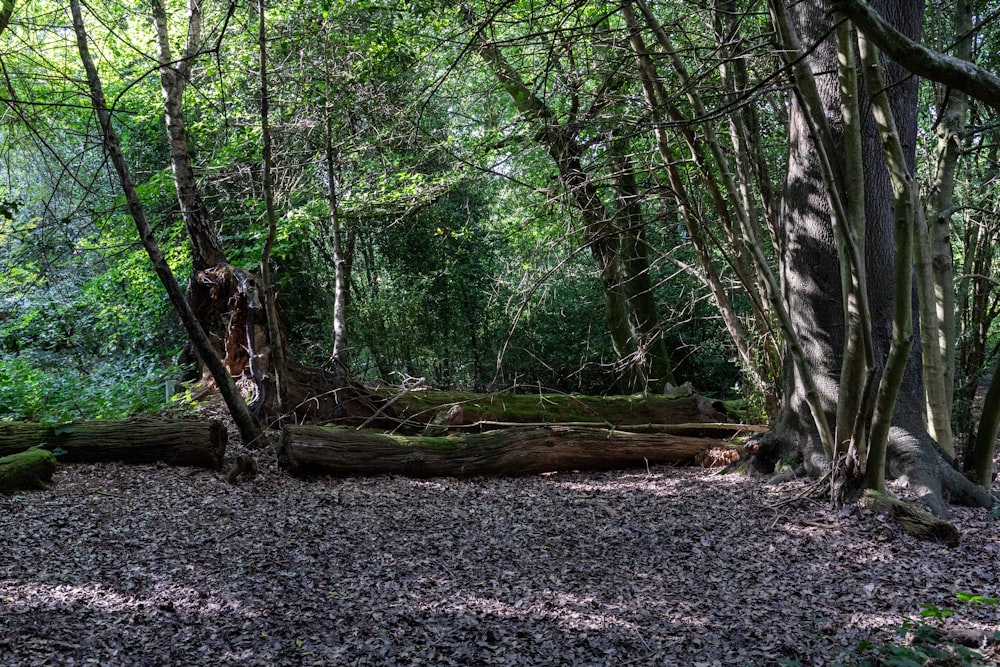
[4,0,1000,663]
[2,453,999,667]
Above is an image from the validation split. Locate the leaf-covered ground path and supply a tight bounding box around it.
[2,458,998,665]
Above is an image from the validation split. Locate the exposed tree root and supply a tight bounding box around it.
[747,422,996,525]
[861,489,960,547]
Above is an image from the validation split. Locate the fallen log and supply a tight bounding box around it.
[282,424,740,477]
[384,390,745,435]
[0,417,227,469]
[0,447,57,491]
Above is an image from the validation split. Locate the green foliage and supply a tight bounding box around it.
[849,594,999,667]
[1,0,771,407]
[0,352,181,423]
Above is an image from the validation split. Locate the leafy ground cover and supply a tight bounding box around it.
[1,452,998,666]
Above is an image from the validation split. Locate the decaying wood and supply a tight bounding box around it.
[0,418,227,469]
[0,447,57,491]
[390,390,742,434]
[282,424,739,477]
[861,489,961,547]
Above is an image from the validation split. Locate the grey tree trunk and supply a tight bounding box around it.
[768,0,992,515]
[150,0,227,272]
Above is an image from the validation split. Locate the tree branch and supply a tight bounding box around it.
[0,0,13,37]
[832,0,1000,110]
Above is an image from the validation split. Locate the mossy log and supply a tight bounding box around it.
[282,424,737,477]
[862,490,961,547]
[383,390,757,436]
[0,447,57,491]
[0,417,227,469]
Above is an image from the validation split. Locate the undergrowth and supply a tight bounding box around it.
[856,593,998,666]
[0,352,190,423]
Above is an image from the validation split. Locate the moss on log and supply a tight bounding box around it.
[862,490,961,547]
[0,447,57,491]
[0,417,227,469]
[383,390,755,436]
[282,424,737,477]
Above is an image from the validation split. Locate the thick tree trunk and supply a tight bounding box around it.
[281,424,737,477]
[0,448,56,491]
[767,0,993,515]
[0,418,227,468]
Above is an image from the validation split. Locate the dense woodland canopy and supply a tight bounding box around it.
[1,0,999,504]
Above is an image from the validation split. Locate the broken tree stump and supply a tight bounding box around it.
[0,447,57,491]
[282,424,740,477]
[0,417,227,469]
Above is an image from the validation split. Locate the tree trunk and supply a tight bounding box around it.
[281,424,737,477]
[387,389,746,434]
[766,0,992,516]
[144,0,381,427]
[150,0,227,272]
[463,7,675,392]
[0,418,228,468]
[968,363,1000,488]
[257,0,288,415]
[0,448,56,491]
[70,0,262,447]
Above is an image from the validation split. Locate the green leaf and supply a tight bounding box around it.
[956,591,998,605]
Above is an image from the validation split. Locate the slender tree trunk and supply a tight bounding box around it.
[611,132,674,392]
[463,5,674,393]
[856,28,916,492]
[326,118,349,372]
[69,0,262,446]
[969,363,1000,488]
[623,2,775,410]
[257,0,287,415]
[905,8,967,453]
[832,17,874,477]
[150,0,227,272]
[920,0,973,454]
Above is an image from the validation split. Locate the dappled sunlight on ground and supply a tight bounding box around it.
[1,461,998,665]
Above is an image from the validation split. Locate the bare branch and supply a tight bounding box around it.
[832,0,1000,110]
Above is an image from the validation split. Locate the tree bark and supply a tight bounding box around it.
[623,6,775,410]
[766,0,993,516]
[142,0,380,427]
[0,447,56,491]
[968,363,1000,488]
[832,0,1000,111]
[150,0,227,272]
[257,0,288,415]
[387,389,745,434]
[281,424,737,477]
[70,0,262,447]
[0,418,228,468]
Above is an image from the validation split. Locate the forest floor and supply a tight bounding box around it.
[1,444,999,666]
